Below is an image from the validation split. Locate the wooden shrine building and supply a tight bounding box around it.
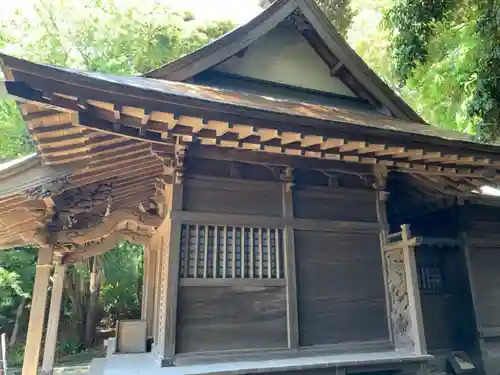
[3,1,500,374]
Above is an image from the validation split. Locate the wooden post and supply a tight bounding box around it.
[163,181,183,364]
[141,246,157,338]
[373,166,393,342]
[401,224,426,355]
[22,246,53,375]
[282,167,299,351]
[154,173,183,366]
[152,239,163,348]
[0,333,6,375]
[41,261,66,375]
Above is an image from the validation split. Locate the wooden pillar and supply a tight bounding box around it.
[401,224,426,355]
[141,248,149,320]
[22,246,53,375]
[282,167,299,351]
[152,239,163,347]
[373,166,393,342]
[41,260,66,375]
[154,173,183,366]
[141,246,157,338]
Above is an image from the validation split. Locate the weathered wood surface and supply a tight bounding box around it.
[293,187,377,222]
[467,244,500,330]
[183,178,282,217]
[176,285,287,353]
[295,230,388,346]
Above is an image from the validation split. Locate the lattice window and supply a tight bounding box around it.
[179,224,284,279]
[417,264,445,294]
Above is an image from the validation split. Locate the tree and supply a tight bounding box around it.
[0,0,236,352]
[382,0,500,140]
[0,0,236,161]
[0,248,37,347]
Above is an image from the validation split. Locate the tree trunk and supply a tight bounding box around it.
[8,297,26,348]
[85,257,100,348]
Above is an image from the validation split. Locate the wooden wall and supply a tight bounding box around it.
[177,171,288,354]
[293,186,389,347]
[176,285,287,353]
[174,160,391,357]
[463,203,500,375]
[183,178,282,217]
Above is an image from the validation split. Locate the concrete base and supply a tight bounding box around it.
[93,351,432,375]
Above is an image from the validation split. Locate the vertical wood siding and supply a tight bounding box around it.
[176,286,287,353]
[295,230,388,346]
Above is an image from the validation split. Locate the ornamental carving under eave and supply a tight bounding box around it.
[24,176,71,200]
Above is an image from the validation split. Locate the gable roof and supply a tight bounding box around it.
[145,0,423,124]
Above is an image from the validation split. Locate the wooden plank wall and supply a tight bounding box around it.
[464,204,500,375]
[177,175,287,354]
[293,186,389,347]
[183,178,282,217]
[176,165,390,356]
[176,286,287,353]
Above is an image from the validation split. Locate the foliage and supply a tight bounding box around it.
[0,248,36,331]
[381,0,500,139]
[57,339,86,357]
[0,101,34,162]
[100,242,144,321]
[0,0,236,161]
[383,0,455,83]
[0,0,235,355]
[259,0,357,36]
[469,0,500,141]
[6,343,25,367]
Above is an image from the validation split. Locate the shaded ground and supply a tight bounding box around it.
[6,346,104,375]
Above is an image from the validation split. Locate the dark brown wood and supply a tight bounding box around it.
[295,230,388,346]
[293,186,377,222]
[176,285,287,353]
[183,177,282,217]
[282,172,299,351]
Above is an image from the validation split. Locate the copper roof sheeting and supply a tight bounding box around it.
[0,54,484,149]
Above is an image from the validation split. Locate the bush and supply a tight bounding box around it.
[56,339,85,357]
[6,344,24,367]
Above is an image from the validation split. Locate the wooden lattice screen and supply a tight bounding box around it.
[417,264,445,294]
[179,224,284,279]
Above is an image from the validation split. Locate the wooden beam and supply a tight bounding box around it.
[142,245,157,338]
[282,168,299,351]
[41,261,66,375]
[22,247,53,375]
[54,209,162,245]
[62,231,150,264]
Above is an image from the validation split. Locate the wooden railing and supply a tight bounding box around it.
[179,224,284,279]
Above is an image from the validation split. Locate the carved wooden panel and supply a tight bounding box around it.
[384,247,414,352]
[176,285,287,353]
